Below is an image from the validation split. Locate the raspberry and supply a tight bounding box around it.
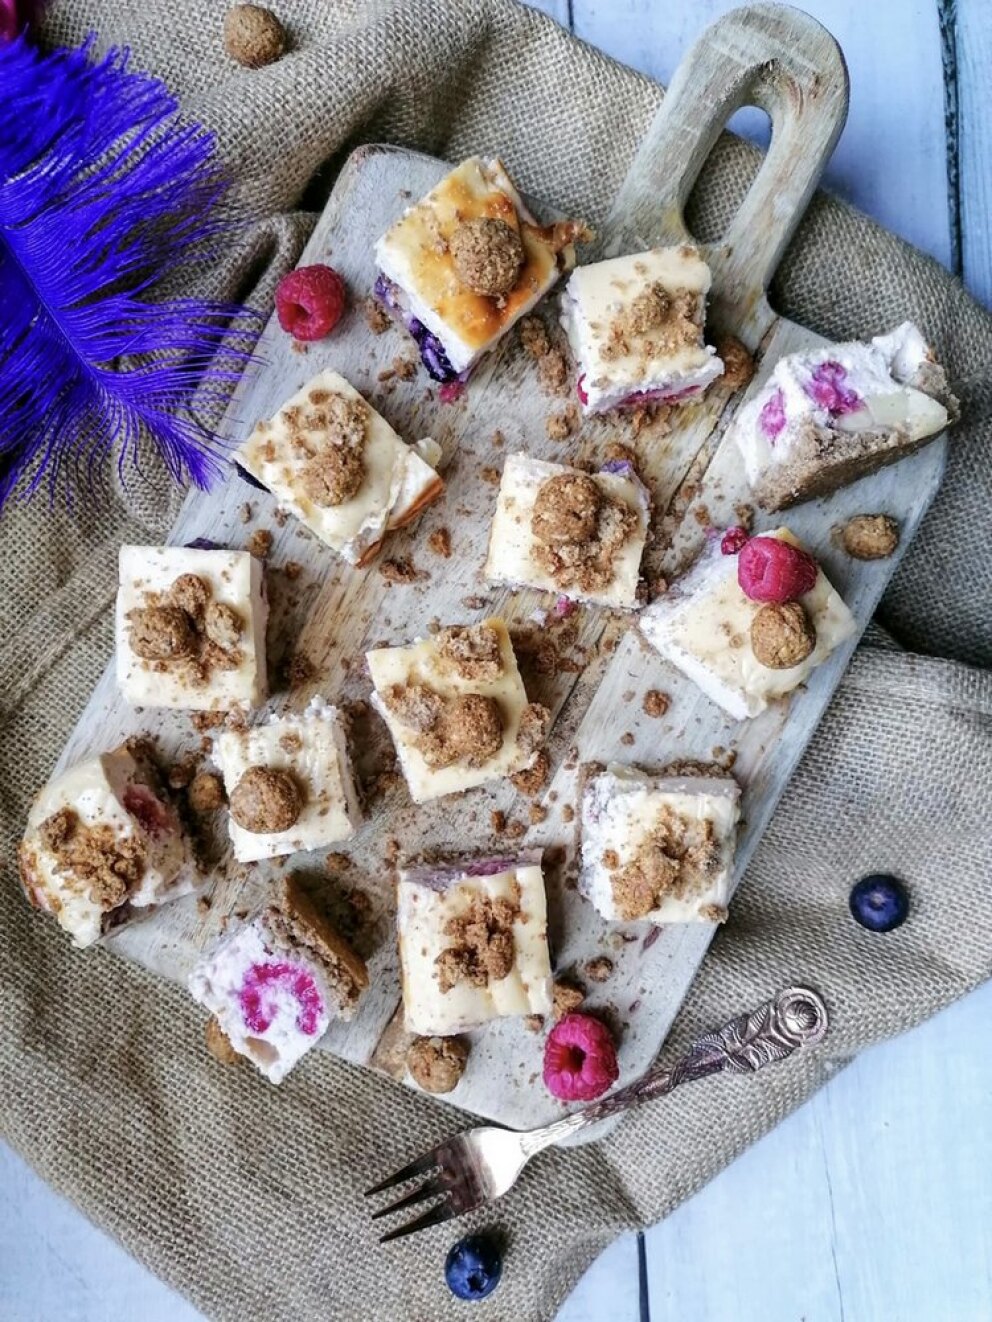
[720,526,749,555]
[576,374,588,405]
[275,265,346,341]
[738,535,819,603]
[759,387,787,441]
[438,380,465,404]
[806,360,862,415]
[543,1012,619,1102]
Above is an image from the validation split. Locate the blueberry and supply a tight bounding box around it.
[444,1233,502,1302]
[849,874,909,932]
[233,461,269,492]
[184,537,221,551]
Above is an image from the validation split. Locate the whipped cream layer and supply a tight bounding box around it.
[374,156,575,381]
[237,370,442,565]
[580,765,740,924]
[733,322,953,509]
[485,452,651,608]
[560,246,723,414]
[18,746,193,948]
[116,544,267,712]
[215,696,362,863]
[640,529,856,720]
[397,852,553,1035]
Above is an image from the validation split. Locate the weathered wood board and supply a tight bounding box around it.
[50,5,947,1133]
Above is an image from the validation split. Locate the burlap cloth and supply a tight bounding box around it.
[2,1,990,1317]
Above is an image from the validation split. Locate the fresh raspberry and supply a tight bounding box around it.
[543,1012,619,1102]
[738,535,819,603]
[720,526,749,556]
[275,265,346,341]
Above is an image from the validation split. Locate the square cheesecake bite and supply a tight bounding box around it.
[640,529,856,720]
[367,619,548,804]
[236,370,443,566]
[580,765,740,924]
[485,452,650,608]
[374,156,582,384]
[116,545,267,711]
[560,245,724,414]
[189,875,369,1084]
[215,697,362,863]
[397,852,553,1035]
[733,322,956,510]
[18,744,193,948]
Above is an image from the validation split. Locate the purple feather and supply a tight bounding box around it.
[0,34,260,505]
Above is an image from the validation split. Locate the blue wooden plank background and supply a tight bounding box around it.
[2,3,989,1321]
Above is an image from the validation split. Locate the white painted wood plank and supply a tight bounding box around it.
[562,0,952,267]
[955,0,992,307]
[555,1233,643,1322]
[0,1143,203,1322]
[642,979,992,1321]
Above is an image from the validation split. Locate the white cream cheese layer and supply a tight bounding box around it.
[397,853,553,1035]
[560,247,723,413]
[484,453,651,608]
[116,545,267,711]
[215,696,362,863]
[640,530,856,720]
[367,619,537,804]
[236,371,442,565]
[375,156,569,374]
[188,918,333,1084]
[733,321,949,487]
[579,765,740,924]
[19,747,192,948]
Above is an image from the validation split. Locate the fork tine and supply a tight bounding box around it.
[365,1152,439,1197]
[369,1178,446,1221]
[378,1201,456,1244]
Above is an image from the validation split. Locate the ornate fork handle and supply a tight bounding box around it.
[521,986,828,1156]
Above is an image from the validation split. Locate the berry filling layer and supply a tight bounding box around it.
[238,959,325,1037]
[373,273,467,384]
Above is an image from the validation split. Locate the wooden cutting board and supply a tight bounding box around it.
[51,3,946,1131]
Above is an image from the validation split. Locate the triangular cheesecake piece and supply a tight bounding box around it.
[733,322,957,510]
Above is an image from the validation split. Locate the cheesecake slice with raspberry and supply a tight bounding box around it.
[733,322,956,510]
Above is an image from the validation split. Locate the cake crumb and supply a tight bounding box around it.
[620,732,635,746]
[392,355,417,380]
[510,750,550,797]
[427,527,452,558]
[188,772,225,813]
[562,803,575,824]
[842,513,900,560]
[246,528,273,559]
[715,335,755,392]
[529,803,548,825]
[490,809,506,833]
[481,466,501,485]
[326,852,351,874]
[545,407,577,441]
[239,502,253,525]
[552,981,585,1020]
[191,711,227,733]
[699,903,729,923]
[523,1015,544,1033]
[505,820,526,840]
[643,690,670,718]
[584,956,614,983]
[205,1017,240,1065]
[167,755,198,790]
[379,556,427,585]
[364,297,391,334]
[404,1031,470,1094]
[196,895,212,916]
[283,561,303,581]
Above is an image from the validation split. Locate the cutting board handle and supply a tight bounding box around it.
[607,2,849,345]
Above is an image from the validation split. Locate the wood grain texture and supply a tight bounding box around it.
[50,6,947,1142]
[954,0,992,306]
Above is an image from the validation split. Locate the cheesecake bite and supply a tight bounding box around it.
[367,619,549,803]
[485,453,651,608]
[236,370,443,565]
[580,765,740,924]
[397,851,553,1035]
[116,545,267,711]
[188,874,368,1083]
[640,529,857,720]
[560,245,724,414]
[18,744,193,948]
[733,322,956,510]
[373,156,582,384]
[215,696,362,862]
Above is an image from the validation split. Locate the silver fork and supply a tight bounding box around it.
[367,985,827,1241]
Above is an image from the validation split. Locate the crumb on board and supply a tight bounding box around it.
[246,528,273,559]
